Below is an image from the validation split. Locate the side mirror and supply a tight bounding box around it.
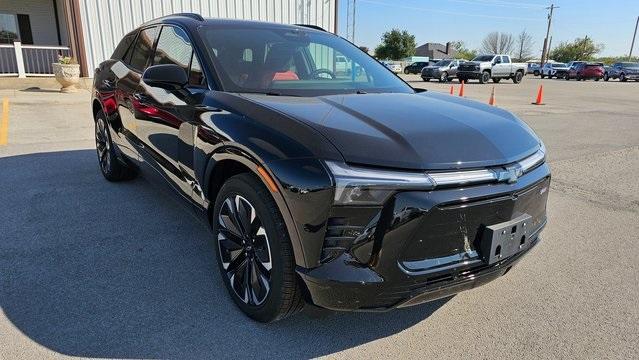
[142,64,188,90]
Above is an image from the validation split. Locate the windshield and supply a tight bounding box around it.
[472,55,495,62]
[434,60,451,66]
[621,62,639,68]
[553,63,567,67]
[198,26,413,96]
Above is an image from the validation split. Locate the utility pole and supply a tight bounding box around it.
[540,4,558,67]
[546,36,552,62]
[630,16,638,59]
[345,0,357,44]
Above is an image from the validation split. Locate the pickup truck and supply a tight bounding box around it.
[457,54,527,84]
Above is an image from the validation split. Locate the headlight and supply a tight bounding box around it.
[325,161,434,205]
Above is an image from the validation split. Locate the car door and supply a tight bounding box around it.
[449,60,459,76]
[114,26,159,160]
[132,24,208,199]
[491,56,505,76]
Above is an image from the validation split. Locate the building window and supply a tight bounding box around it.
[0,13,33,44]
[0,13,19,44]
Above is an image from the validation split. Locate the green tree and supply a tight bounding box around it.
[374,29,416,60]
[594,55,639,65]
[549,36,604,63]
[450,41,477,60]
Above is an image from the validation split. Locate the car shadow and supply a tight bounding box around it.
[0,150,450,359]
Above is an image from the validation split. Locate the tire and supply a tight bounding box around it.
[620,73,627,82]
[512,71,523,84]
[479,71,490,84]
[595,77,600,81]
[404,69,410,74]
[94,110,136,181]
[565,74,570,80]
[533,70,539,76]
[423,78,430,82]
[458,77,466,83]
[603,73,609,81]
[212,173,304,323]
[439,72,448,83]
[540,73,545,79]
[492,77,501,83]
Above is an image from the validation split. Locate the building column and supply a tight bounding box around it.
[62,0,89,77]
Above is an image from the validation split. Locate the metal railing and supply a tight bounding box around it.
[0,42,71,77]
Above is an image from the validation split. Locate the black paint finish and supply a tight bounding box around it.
[91,15,550,312]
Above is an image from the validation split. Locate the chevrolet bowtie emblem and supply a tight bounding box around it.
[497,166,523,183]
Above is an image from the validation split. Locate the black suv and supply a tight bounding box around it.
[403,61,429,74]
[91,14,550,322]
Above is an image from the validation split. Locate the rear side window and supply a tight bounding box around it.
[128,26,158,71]
[111,33,135,60]
[153,26,192,72]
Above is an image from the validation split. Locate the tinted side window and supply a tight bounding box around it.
[189,54,206,87]
[153,26,192,72]
[501,56,510,63]
[111,33,136,60]
[128,27,158,71]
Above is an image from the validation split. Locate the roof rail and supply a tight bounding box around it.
[294,24,326,32]
[159,13,204,21]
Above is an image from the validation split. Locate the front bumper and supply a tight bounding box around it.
[296,163,550,311]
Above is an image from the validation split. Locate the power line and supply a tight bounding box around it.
[358,0,544,21]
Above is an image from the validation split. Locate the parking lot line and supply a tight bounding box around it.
[0,97,9,146]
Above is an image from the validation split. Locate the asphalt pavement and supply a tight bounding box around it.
[0,76,637,359]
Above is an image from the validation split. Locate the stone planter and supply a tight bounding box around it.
[52,63,80,93]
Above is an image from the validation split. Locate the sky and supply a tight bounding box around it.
[336,0,639,57]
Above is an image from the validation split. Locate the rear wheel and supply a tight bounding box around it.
[565,74,570,80]
[533,70,539,76]
[404,68,410,74]
[423,78,430,82]
[620,73,627,82]
[603,73,609,81]
[94,110,136,181]
[512,71,524,84]
[540,73,545,79]
[212,173,303,322]
[458,77,466,83]
[439,72,448,82]
[492,77,501,83]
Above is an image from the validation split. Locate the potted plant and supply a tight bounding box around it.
[52,55,80,93]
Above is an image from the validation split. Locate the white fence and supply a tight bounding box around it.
[0,42,72,77]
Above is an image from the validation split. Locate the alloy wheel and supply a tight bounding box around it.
[95,117,111,174]
[217,194,272,306]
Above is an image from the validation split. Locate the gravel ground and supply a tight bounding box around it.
[0,76,638,359]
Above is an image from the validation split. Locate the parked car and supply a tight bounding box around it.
[540,62,569,78]
[457,54,527,84]
[420,59,463,82]
[381,61,402,73]
[604,62,639,81]
[404,61,429,74]
[92,14,550,322]
[527,62,541,76]
[565,62,604,81]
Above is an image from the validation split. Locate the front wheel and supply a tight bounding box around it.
[439,72,448,82]
[479,71,490,84]
[404,69,410,74]
[620,73,627,82]
[512,71,523,84]
[603,73,609,81]
[492,77,501,83]
[540,73,545,79]
[212,173,304,322]
[422,77,430,82]
[533,70,539,76]
[565,74,570,80]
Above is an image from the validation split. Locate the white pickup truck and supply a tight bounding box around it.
[457,54,527,84]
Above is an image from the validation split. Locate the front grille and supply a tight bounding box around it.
[459,64,477,71]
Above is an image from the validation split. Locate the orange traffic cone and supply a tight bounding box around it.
[458,80,465,97]
[449,85,454,95]
[532,85,544,105]
[488,86,496,106]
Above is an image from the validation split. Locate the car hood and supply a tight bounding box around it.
[239,92,541,170]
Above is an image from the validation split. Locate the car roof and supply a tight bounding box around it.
[140,13,330,34]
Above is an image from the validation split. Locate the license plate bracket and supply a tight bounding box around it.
[481,214,533,265]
